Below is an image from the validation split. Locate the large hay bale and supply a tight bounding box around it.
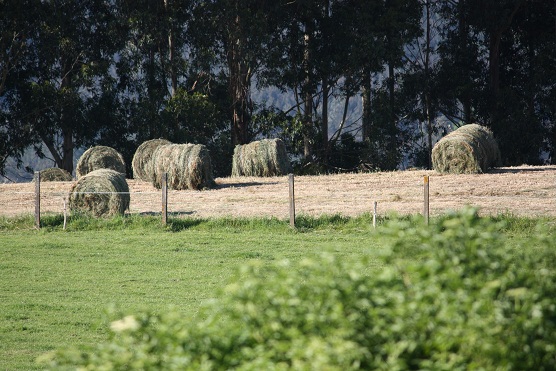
[69,169,130,217]
[151,143,215,190]
[76,146,126,179]
[132,138,172,182]
[231,138,291,177]
[432,124,501,174]
[34,167,73,182]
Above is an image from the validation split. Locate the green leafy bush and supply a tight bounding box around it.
[40,209,556,370]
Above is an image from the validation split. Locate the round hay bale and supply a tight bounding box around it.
[432,124,501,174]
[151,143,215,190]
[231,138,291,177]
[34,167,73,182]
[132,138,172,182]
[69,169,130,217]
[76,146,126,179]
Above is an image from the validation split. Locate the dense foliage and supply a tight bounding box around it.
[42,209,556,369]
[1,0,555,177]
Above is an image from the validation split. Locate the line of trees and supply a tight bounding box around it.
[1,0,555,178]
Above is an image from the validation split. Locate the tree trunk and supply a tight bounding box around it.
[488,0,524,125]
[229,59,250,146]
[61,127,74,174]
[164,0,177,97]
[388,62,396,144]
[361,68,372,142]
[48,56,75,175]
[321,80,329,164]
[488,31,502,124]
[424,0,432,169]
[228,9,250,146]
[302,27,313,159]
[42,117,74,175]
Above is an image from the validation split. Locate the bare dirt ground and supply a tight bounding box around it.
[1,165,555,219]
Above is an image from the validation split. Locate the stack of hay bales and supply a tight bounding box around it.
[232,138,291,177]
[132,138,172,182]
[151,143,215,190]
[69,169,130,217]
[34,167,73,182]
[76,146,126,179]
[432,124,501,174]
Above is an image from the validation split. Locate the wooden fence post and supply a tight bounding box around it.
[424,175,430,225]
[162,172,168,226]
[34,171,40,229]
[288,173,295,228]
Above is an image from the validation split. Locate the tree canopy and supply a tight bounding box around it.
[1,0,554,179]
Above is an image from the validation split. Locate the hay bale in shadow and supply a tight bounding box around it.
[132,138,172,182]
[76,146,126,179]
[69,169,130,217]
[35,167,73,182]
[231,138,291,177]
[151,143,215,190]
[432,124,501,174]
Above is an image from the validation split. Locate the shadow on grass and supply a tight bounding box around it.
[166,218,205,232]
[215,181,279,189]
[491,166,556,174]
[36,212,203,232]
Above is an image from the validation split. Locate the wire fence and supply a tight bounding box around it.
[1,167,555,229]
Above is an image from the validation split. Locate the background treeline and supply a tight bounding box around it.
[1,0,555,179]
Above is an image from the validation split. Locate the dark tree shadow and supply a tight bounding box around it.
[215,181,279,189]
[490,166,556,174]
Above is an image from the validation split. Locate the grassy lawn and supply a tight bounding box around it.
[1,214,391,370]
[1,212,553,369]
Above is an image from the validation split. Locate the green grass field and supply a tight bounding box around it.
[0,214,388,370]
[0,213,552,370]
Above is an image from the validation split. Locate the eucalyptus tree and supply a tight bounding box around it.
[487,0,555,164]
[259,0,421,170]
[0,0,41,173]
[401,0,445,168]
[339,0,421,169]
[259,0,328,160]
[260,0,367,164]
[188,0,284,147]
[1,0,121,175]
[435,0,485,127]
[435,0,555,165]
[114,0,193,142]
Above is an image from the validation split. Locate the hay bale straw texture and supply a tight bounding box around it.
[432,124,501,174]
[35,167,73,182]
[132,138,172,181]
[69,169,130,217]
[232,138,291,177]
[151,143,215,190]
[76,145,126,179]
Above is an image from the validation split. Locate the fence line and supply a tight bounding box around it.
[4,167,555,224]
[17,172,440,229]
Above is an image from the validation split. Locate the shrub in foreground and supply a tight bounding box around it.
[40,209,556,370]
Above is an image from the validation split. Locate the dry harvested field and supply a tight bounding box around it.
[1,165,555,219]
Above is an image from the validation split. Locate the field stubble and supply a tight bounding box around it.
[1,165,555,218]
